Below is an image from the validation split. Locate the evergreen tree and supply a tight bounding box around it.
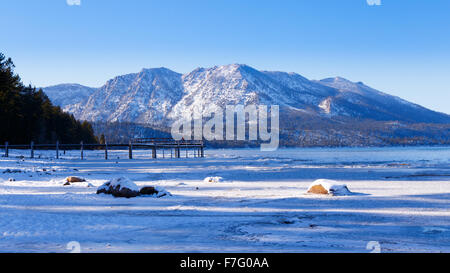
[99,134,106,145]
[0,53,98,144]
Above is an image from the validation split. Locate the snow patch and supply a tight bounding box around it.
[319,98,332,114]
[153,186,172,198]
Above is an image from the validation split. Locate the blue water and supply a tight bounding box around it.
[208,146,450,167]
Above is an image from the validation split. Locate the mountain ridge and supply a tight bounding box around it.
[42,64,450,127]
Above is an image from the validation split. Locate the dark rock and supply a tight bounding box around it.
[96,182,111,194]
[112,187,140,198]
[3,169,22,174]
[140,186,158,195]
[140,186,171,198]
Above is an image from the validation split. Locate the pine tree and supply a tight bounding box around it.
[0,53,98,144]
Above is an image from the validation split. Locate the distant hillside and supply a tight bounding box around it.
[43,83,96,110]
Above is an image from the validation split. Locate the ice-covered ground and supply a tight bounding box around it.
[0,147,449,253]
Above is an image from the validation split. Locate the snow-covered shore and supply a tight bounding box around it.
[0,147,449,253]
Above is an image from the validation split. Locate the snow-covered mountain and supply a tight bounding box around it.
[43,64,450,127]
[69,68,184,126]
[317,77,450,123]
[43,84,96,109]
[170,64,337,120]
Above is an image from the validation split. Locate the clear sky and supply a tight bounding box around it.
[2,0,449,114]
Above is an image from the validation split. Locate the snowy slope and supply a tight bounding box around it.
[317,77,450,123]
[73,68,184,125]
[263,71,337,105]
[42,84,96,109]
[170,64,328,120]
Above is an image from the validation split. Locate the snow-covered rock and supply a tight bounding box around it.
[97,177,140,198]
[204,176,223,183]
[307,179,352,196]
[65,176,86,183]
[140,186,172,198]
[96,178,171,198]
[64,176,87,186]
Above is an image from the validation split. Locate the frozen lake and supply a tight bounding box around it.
[0,146,449,252]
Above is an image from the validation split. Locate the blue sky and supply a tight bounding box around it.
[2,0,449,113]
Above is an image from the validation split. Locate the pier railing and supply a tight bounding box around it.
[0,138,205,160]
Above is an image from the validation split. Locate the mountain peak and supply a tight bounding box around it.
[320,76,354,84]
[140,67,179,74]
[212,63,254,72]
[319,77,369,94]
[44,83,95,89]
[221,63,248,68]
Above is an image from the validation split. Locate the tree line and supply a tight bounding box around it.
[0,53,98,144]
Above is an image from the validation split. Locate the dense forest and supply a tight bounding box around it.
[92,122,171,144]
[0,53,98,144]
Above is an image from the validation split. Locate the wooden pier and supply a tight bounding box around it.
[0,138,205,160]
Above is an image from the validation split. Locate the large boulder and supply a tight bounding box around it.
[97,177,141,198]
[307,179,352,196]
